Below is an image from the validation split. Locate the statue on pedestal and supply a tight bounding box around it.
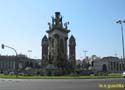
[52,12,63,27]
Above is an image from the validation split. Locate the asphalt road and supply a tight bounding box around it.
[0,78,125,90]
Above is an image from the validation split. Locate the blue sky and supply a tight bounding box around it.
[0,0,125,59]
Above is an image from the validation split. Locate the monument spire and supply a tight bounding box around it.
[47,12,70,31]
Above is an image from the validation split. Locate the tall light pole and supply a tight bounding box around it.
[116,20,125,59]
[28,50,32,58]
[1,44,18,77]
[83,50,88,59]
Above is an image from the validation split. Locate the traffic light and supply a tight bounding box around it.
[1,44,4,49]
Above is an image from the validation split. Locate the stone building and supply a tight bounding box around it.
[93,56,125,73]
[0,54,38,74]
[41,12,76,75]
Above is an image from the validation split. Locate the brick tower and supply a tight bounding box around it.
[69,35,76,70]
[41,35,48,67]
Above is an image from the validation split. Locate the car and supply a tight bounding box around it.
[122,72,125,78]
[19,72,25,76]
[9,72,14,75]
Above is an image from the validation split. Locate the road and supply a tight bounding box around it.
[0,78,125,90]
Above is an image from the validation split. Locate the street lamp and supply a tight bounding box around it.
[83,50,88,59]
[1,44,18,77]
[116,20,125,59]
[28,50,32,58]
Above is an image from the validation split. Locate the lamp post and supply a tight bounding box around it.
[1,44,18,77]
[83,50,88,59]
[116,20,125,59]
[28,50,32,58]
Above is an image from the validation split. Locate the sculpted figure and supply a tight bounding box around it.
[64,22,69,29]
[48,22,51,30]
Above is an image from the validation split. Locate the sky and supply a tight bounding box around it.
[0,0,125,59]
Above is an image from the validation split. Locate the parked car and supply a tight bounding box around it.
[122,72,125,78]
[18,72,25,76]
[9,72,14,75]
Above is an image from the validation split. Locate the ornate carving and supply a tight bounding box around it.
[64,22,69,29]
[52,16,54,25]
[50,12,64,29]
[51,12,62,27]
[48,22,51,30]
[55,15,61,25]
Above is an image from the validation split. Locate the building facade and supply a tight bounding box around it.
[41,12,76,75]
[93,56,125,73]
[0,54,38,74]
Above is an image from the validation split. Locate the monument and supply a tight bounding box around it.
[41,12,76,75]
